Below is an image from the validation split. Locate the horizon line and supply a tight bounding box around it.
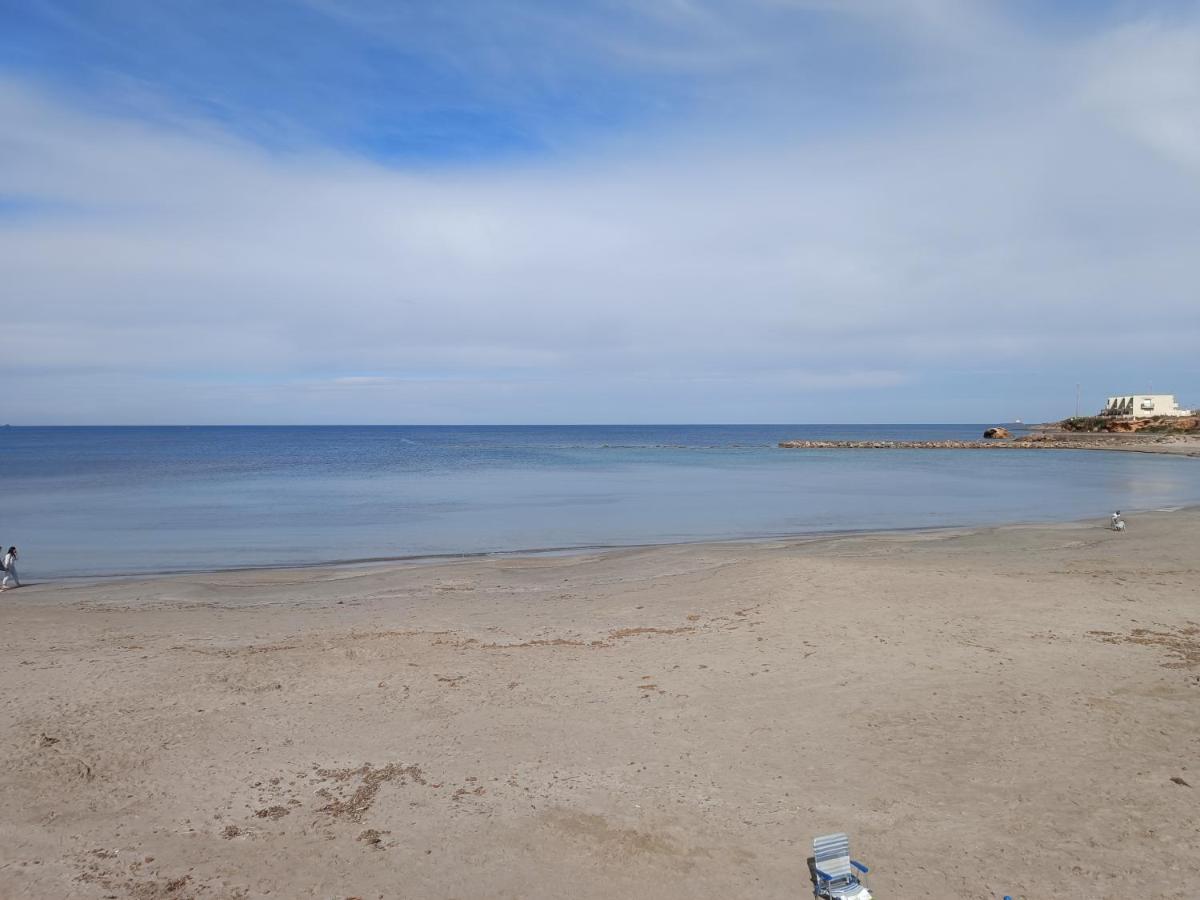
[1,421,1030,428]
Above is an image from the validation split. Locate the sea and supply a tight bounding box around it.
[4,424,1200,579]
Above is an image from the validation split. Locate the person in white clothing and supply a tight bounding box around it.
[1,547,19,589]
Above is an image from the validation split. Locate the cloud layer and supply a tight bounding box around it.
[2,1,1199,423]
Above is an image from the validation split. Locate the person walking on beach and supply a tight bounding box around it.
[1,547,19,589]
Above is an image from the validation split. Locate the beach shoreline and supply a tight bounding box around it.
[10,424,1200,581]
[2,507,1198,898]
[1020,431,1200,456]
[18,495,1200,588]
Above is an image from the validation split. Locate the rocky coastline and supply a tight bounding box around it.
[1052,414,1200,434]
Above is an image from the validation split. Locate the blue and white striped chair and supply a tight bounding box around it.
[812,832,872,899]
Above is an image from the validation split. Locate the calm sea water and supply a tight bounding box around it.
[3,424,1199,579]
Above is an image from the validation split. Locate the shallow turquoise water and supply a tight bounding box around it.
[3,425,1198,578]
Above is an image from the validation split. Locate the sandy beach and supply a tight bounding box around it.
[10,1,1200,898]
[2,509,1198,899]
[1025,433,1200,457]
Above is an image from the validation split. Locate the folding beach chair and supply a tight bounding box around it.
[812,832,872,899]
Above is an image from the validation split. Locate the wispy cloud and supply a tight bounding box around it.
[1082,20,1200,172]
[2,2,1199,423]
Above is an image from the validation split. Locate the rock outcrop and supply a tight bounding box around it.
[1059,415,1200,434]
[983,427,1011,439]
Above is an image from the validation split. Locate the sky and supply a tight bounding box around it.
[1,0,1199,424]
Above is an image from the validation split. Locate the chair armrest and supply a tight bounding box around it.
[814,868,834,882]
[851,860,869,874]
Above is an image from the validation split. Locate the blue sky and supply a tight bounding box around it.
[0,0,926,159]
[2,0,1199,423]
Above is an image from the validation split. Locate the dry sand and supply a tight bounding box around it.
[2,510,1199,899]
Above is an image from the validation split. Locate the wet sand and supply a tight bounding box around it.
[1,510,1198,899]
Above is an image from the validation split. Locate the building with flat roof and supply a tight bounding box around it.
[1101,394,1193,417]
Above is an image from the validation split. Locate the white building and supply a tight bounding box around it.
[1101,394,1193,417]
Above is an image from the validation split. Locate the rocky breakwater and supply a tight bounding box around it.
[778,438,1076,450]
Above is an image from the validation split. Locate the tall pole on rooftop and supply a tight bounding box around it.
[1075,383,1080,418]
